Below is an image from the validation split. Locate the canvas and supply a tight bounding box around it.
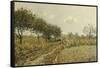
[11,1,98,67]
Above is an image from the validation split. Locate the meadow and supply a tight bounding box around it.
[15,35,97,66]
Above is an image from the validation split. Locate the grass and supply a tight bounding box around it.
[15,36,61,66]
[56,45,97,63]
[15,35,97,66]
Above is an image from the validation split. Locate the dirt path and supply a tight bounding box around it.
[28,44,65,65]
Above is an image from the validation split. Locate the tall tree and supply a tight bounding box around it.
[15,8,35,44]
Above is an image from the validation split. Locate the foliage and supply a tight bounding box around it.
[15,8,61,44]
[32,18,47,40]
[43,24,61,41]
[15,8,35,44]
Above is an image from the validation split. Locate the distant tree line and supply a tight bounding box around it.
[15,8,61,44]
[83,24,96,38]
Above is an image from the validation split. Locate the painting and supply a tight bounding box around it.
[11,1,98,67]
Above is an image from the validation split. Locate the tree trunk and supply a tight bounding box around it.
[36,32,40,41]
[37,34,39,41]
[17,28,23,44]
[19,35,23,44]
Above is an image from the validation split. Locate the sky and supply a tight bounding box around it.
[14,2,97,35]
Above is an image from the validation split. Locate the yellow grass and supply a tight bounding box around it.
[56,45,97,63]
[15,35,97,66]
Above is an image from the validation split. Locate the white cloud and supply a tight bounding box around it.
[64,16,78,23]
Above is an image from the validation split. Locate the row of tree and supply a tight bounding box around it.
[15,8,61,44]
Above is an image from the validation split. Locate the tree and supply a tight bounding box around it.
[74,33,80,39]
[32,18,47,40]
[15,8,35,44]
[42,24,61,41]
[15,8,62,43]
[83,24,96,38]
[51,25,61,40]
[67,32,74,39]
